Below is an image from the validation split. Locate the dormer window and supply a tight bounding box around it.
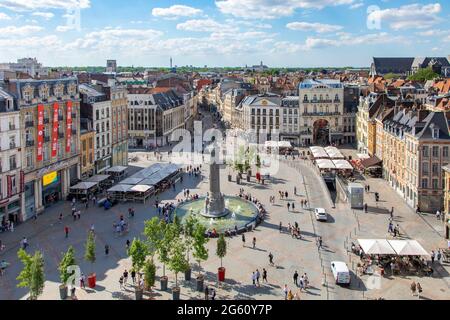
[67,82,77,96]
[54,83,64,98]
[39,84,50,100]
[432,128,439,139]
[22,84,34,102]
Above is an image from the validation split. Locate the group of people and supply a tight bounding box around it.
[292,271,309,291]
[113,215,129,236]
[186,165,202,178]
[119,269,143,290]
[251,268,268,287]
[388,221,401,238]
[286,222,302,239]
[283,284,301,300]
[0,219,14,233]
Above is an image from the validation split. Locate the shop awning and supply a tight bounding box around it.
[70,182,98,190]
[358,239,396,255]
[106,166,128,173]
[86,175,111,183]
[310,146,329,159]
[325,146,345,159]
[361,156,382,169]
[130,185,153,193]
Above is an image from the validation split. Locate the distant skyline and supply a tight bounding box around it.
[0,0,449,68]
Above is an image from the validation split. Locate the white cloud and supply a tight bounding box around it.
[216,0,355,19]
[368,3,442,30]
[176,19,238,33]
[0,12,11,20]
[32,11,54,19]
[0,35,60,48]
[225,19,272,29]
[0,0,90,11]
[0,25,43,37]
[416,29,448,37]
[56,25,72,32]
[350,2,364,9]
[152,5,202,19]
[286,22,343,33]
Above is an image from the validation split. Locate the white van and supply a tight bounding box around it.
[330,261,351,285]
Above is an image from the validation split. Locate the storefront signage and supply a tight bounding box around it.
[7,175,12,198]
[52,102,59,158]
[43,171,58,187]
[66,101,72,153]
[37,104,44,162]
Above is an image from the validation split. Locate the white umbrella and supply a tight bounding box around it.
[358,239,396,255]
[388,240,430,256]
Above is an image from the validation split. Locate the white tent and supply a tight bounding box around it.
[310,146,329,159]
[316,159,336,170]
[325,146,345,159]
[357,153,370,160]
[358,239,396,255]
[388,240,430,256]
[333,159,353,170]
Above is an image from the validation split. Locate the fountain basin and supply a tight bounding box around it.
[173,196,260,234]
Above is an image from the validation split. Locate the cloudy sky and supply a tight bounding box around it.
[0,0,448,67]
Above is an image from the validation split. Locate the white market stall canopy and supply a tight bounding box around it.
[310,146,329,159]
[316,159,336,170]
[107,184,132,193]
[325,146,345,159]
[357,239,429,256]
[333,159,353,170]
[357,153,371,160]
[388,240,429,256]
[358,239,396,255]
[130,185,153,193]
[265,141,292,149]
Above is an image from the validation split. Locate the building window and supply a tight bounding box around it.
[443,146,449,158]
[432,163,439,176]
[432,179,439,189]
[422,146,429,157]
[421,179,428,189]
[26,150,33,168]
[432,146,439,158]
[9,155,16,170]
[422,163,429,175]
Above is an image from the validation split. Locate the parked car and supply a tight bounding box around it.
[315,208,328,222]
[331,261,351,285]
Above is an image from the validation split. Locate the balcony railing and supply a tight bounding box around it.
[25,121,34,128]
[303,99,333,104]
[302,111,341,116]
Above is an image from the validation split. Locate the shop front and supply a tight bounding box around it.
[0,194,22,224]
[42,171,62,207]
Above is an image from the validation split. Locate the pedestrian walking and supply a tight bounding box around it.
[256,269,261,287]
[269,252,274,266]
[437,250,442,263]
[126,239,131,252]
[252,272,256,286]
[262,268,268,283]
[211,289,216,300]
[123,270,129,285]
[279,222,283,233]
[292,203,295,212]
[252,237,256,249]
[119,276,124,290]
[105,244,110,256]
[285,191,288,199]
[417,282,422,299]
[131,270,136,284]
[80,274,86,289]
[204,286,209,300]
[294,187,297,195]
[64,226,69,238]
[317,237,323,249]
[242,234,246,247]
[293,271,299,286]
[287,202,291,212]
[436,210,441,220]
[283,284,288,300]
[59,213,63,223]
[410,281,417,296]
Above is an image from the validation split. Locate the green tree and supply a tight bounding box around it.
[167,237,189,288]
[192,222,209,276]
[384,73,400,80]
[84,232,96,273]
[143,217,164,258]
[216,234,227,268]
[184,215,198,264]
[143,259,156,290]
[17,249,45,300]
[129,238,149,284]
[58,246,76,286]
[408,67,439,82]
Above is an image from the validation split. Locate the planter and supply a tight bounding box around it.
[135,288,144,300]
[172,287,181,300]
[59,285,68,300]
[160,276,168,291]
[87,274,96,288]
[218,267,226,282]
[196,275,204,292]
[185,268,192,281]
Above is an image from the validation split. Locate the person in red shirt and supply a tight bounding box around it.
[65,226,69,238]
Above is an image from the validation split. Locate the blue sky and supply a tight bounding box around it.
[0,0,448,67]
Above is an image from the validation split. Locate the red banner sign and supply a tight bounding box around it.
[66,101,73,153]
[52,102,59,158]
[37,104,44,162]
[7,175,11,198]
